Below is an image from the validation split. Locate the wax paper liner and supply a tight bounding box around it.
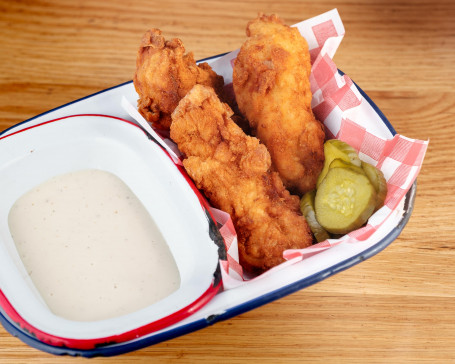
[125,9,428,290]
[210,8,429,288]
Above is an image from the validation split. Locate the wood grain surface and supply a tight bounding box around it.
[1,0,454,362]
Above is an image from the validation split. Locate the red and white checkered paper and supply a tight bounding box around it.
[125,9,428,290]
[207,9,428,289]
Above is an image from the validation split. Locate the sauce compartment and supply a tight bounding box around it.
[0,115,221,348]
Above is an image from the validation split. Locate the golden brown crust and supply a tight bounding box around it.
[170,85,313,273]
[233,14,325,195]
[133,29,225,130]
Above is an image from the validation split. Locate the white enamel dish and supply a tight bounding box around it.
[0,55,416,357]
[0,114,222,349]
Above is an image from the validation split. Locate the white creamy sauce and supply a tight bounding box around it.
[8,169,180,322]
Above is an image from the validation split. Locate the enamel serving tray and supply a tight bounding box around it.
[0,55,416,357]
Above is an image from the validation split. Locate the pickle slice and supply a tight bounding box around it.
[361,161,388,211]
[315,166,377,235]
[329,158,365,175]
[300,190,331,243]
[316,139,362,188]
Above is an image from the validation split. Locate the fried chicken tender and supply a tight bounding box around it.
[133,29,225,130]
[233,14,325,195]
[170,85,313,273]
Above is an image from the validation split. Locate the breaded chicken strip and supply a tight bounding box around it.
[133,29,225,129]
[170,85,313,273]
[233,14,325,195]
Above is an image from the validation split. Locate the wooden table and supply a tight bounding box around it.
[1,0,454,362]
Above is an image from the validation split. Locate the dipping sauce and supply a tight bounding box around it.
[8,169,180,322]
